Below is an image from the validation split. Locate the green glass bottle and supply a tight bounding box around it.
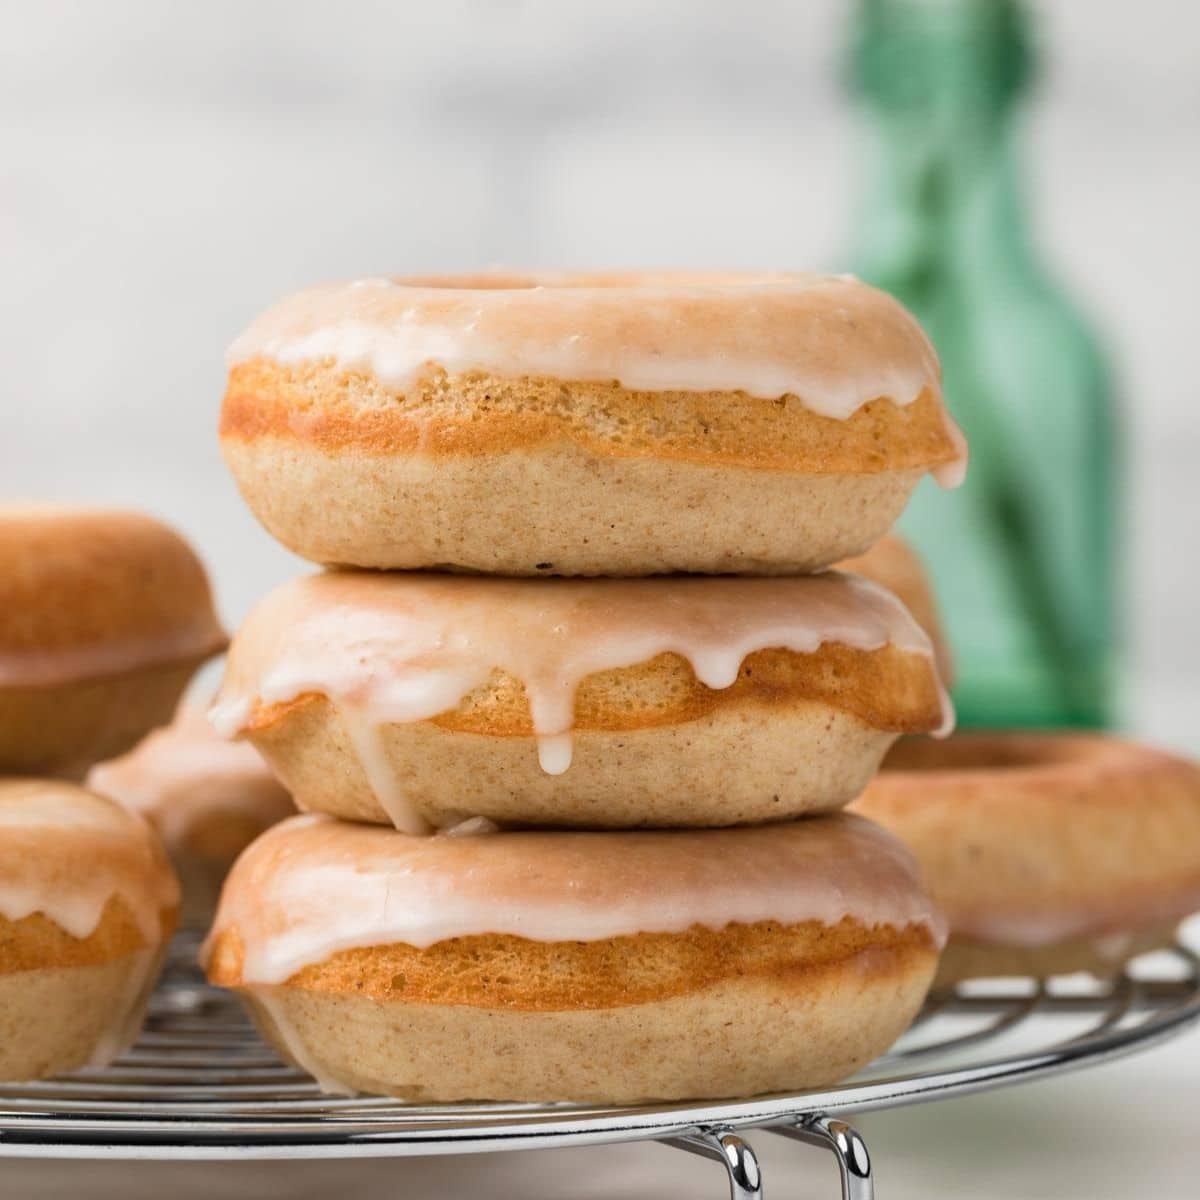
[846,0,1119,728]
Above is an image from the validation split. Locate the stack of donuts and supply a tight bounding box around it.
[9,275,1197,1101]
[201,272,969,1103]
[0,505,225,1080]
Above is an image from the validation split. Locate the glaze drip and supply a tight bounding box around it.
[0,780,178,947]
[87,705,294,849]
[0,781,178,1071]
[226,272,964,486]
[210,571,952,833]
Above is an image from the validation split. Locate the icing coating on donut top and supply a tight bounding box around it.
[87,706,294,848]
[226,272,965,488]
[204,812,945,985]
[0,779,179,945]
[211,570,953,833]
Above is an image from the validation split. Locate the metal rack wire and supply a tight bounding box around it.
[2,934,1199,1200]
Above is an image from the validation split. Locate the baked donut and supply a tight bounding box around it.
[0,505,227,776]
[88,704,294,926]
[853,733,1200,983]
[0,779,179,1081]
[205,812,943,1101]
[220,272,965,575]
[210,570,951,833]
[838,534,952,682]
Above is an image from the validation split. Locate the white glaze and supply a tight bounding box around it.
[930,423,969,488]
[87,704,294,850]
[0,781,179,944]
[439,816,501,837]
[204,813,946,986]
[211,571,952,833]
[0,782,177,1069]
[226,272,965,485]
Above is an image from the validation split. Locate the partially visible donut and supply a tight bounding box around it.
[0,779,179,1080]
[88,703,294,927]
[838,534,953,683]
[854,733,1200,982]
[204,812,943,1102]
[220,272,965,575]
[0,505,227,775]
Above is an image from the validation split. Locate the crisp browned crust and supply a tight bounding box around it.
[0,898,178,976]
[234,644,944,828]
[0,506,226,670]
[234,940,937,1101]
[244,643,944,742]
[208,917,938,1012]
[240,699,900,828]
[222,362,960,475]
[218,274,961,574]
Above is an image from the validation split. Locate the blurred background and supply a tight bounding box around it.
[3,0,1198,750]
[2,1,1198,1196]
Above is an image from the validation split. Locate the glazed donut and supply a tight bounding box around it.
[220,272,965,575]
[0,779,179,1081]
[211,570,951,833]
[205,812,942,1101]
[0,505,227,776]
[853,733,1200,982]
[837,534,953,683]
[88,703,294,927]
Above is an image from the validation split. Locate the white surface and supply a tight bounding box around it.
[0,2,1197,1196]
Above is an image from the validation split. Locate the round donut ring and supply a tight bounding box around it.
[205,812,943,1102]
[220,272,964,575]
[854,732,1200,982]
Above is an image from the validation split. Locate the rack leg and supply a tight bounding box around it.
[772,1114,873,1200]
[661,1129,764,1200]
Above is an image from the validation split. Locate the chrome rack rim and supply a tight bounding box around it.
[0,939,1197,1159]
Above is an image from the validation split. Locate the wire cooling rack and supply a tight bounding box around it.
[2,933,1199,1200]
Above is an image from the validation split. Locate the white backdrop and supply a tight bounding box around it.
[3,0,1198,754]
[2,3,1200,1197]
